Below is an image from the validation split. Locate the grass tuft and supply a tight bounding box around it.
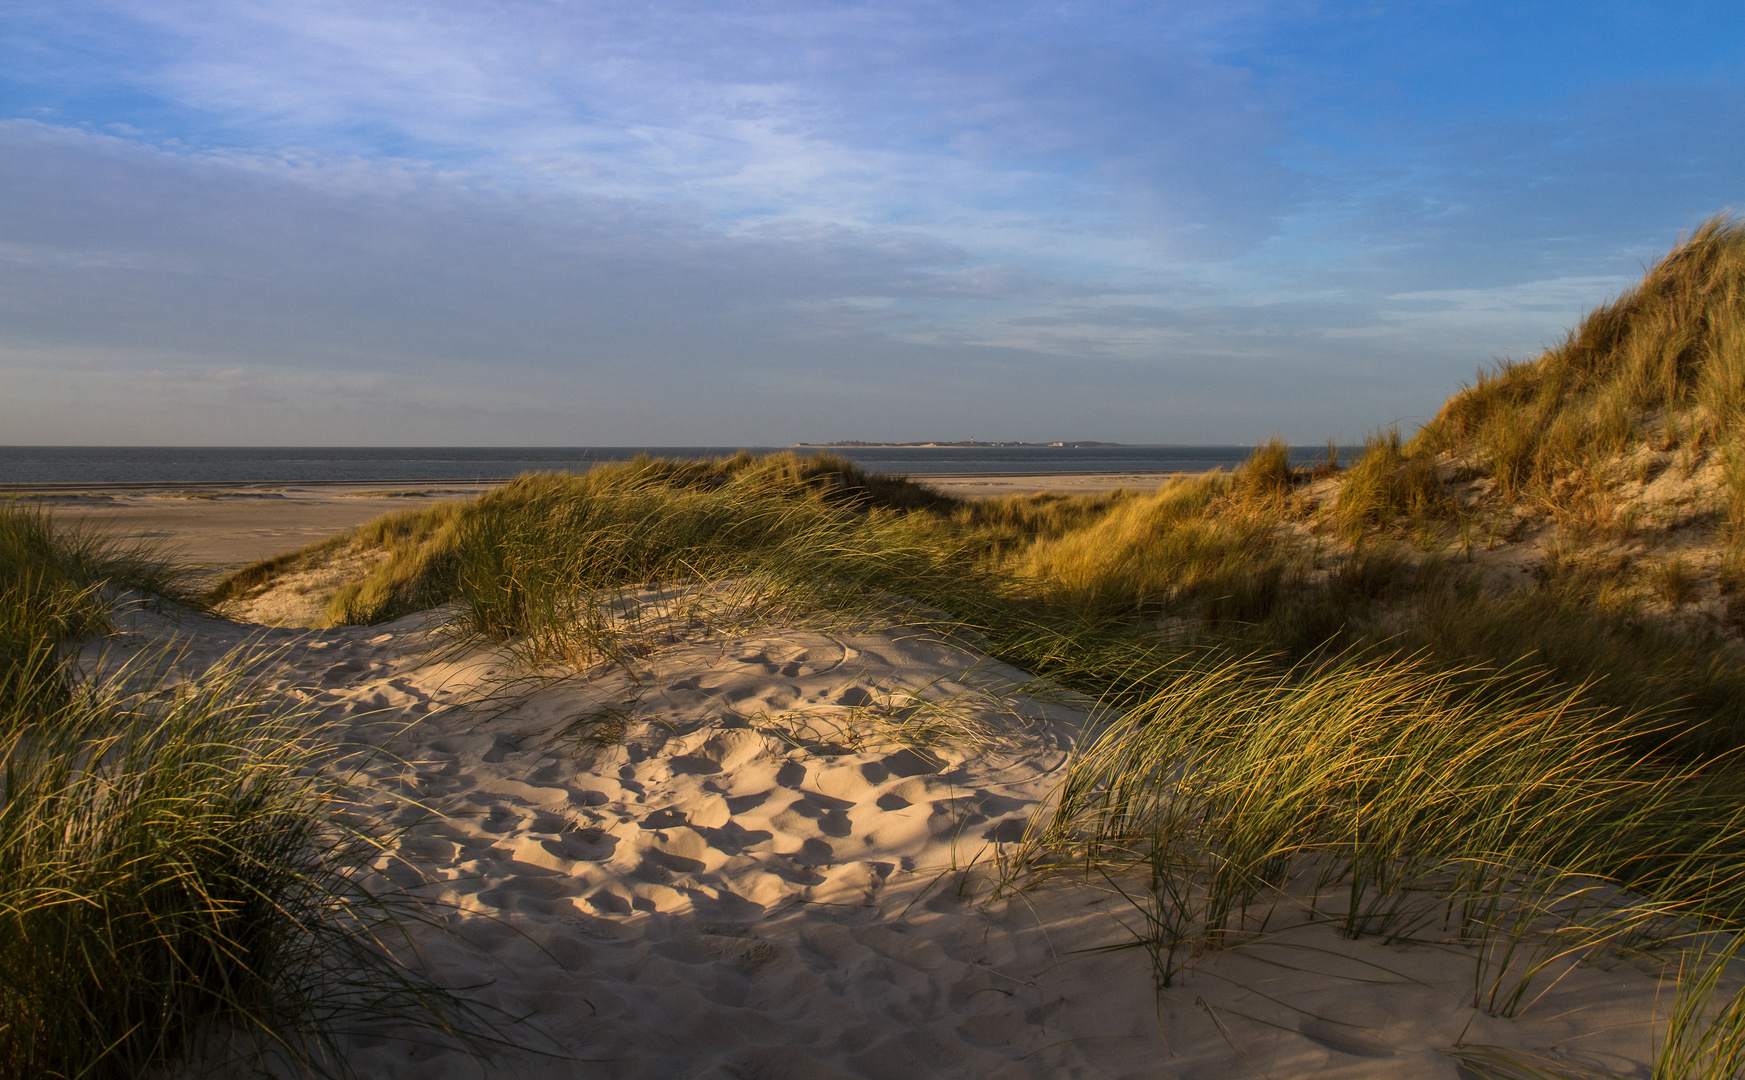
[1,505,506,1078]
[2,502,199,707]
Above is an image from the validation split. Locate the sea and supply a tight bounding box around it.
[0,445,1346,486]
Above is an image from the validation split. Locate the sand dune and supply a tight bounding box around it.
[25,473,1174,585]
[90,596,1680,1079]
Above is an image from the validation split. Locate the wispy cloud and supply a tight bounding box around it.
[1,1,1741,443]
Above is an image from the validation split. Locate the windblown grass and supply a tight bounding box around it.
[1655,934,1745,1080]
[184,215,1745,1074]
[203,440,1745,1069]
[1010,648,1745,1028]
[1333,427,1449,539]
[2,501,198,706]
[1009,444,1309,624]
[0,508,502,1078]
[224,436,1745,754]
[283,452,970,632]
[1,651,433,1077]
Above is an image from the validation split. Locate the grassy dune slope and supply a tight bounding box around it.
[213,216,1745,754]
[1416,215,1745,513]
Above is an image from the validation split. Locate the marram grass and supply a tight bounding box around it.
[2,501,199,708]
[0,640,535,1080]
[1,505,514,1078]
[196,221,1745,1074]
[1416,213,1745,502]
[1013,648,1745,966]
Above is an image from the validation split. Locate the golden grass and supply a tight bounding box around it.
[1416,214,1745,504]
[1015,650,1745,985]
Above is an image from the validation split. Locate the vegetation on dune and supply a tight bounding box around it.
[1015,650,1745,1007]
[1415,214,1745,505]
[3,658,412,1079]
[1,503,199,707]
[216,444,1745,1073]
[306,453,989,641]
[0,506,495,1078]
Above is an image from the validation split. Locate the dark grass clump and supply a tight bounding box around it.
[0,650,508,1079]
[6,656,319,1077]
[0,507,508,1078]
[1,502,199,707]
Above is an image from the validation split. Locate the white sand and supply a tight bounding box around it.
[95,596,1686,1079]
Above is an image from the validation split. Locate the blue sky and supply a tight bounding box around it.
[2,1,1741,445]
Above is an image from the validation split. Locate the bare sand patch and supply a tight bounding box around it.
[11,483,495,581]
[81,594,1692,1080]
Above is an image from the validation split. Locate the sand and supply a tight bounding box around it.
[80,589,1688,1080]
[16,484,497,581]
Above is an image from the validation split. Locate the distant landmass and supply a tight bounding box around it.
[793,440,1124,448]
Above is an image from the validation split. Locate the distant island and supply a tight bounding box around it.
[791,440,1124,448]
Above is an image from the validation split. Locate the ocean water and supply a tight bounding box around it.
[0,445,1343,485]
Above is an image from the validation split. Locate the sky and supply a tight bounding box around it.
[2,1,1742,446]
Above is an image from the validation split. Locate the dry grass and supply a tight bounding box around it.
[2,502,201,706]
[1416,214,1745,504]
[1333,428,1449,539]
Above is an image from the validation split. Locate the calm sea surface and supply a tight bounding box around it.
[0,446,1343,485]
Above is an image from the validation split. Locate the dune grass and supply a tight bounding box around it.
[1011,649,1745,1003]
[165,213,1745,1076]
[1415,214,1745,504]
[1654,933,1745,1080]
[0,506,501,1078]
[319,451,1745,1065]
[217,433,1745,756]
[263,452,966,632]
[1,502,200,707]
[2,652,430,1078]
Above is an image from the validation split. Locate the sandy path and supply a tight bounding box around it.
[86,595,1684,1080]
